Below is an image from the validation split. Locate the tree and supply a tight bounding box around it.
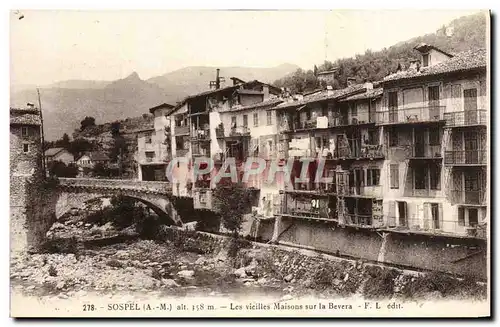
[60,133,71,149]
[93,162,109,177]
[80,116,96,131]
[213,182,252,237]
[48,160,78,178]
[273,68,320,94]
[69,138,94,157]
[110,121,121,137]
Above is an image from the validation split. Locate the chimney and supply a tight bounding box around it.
[215,69,220,89]
[263,85,270,100]
[347,78,356,86]
[327,85,334,96]
[294,94,304,101]
[409,60,421,72]
[363,82,373,90]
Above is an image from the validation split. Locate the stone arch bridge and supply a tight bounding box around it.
[56,178,182,226]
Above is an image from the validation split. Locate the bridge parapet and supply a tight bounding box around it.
[58,178,172,195]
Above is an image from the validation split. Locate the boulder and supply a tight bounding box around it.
[182,221,198,231]
[177,270,195,279]
[234,267,247,279]
[284,274,294,283]
[162,279,180,288]
[56,281,65,290]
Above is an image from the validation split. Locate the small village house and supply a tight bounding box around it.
[44,147,74,166]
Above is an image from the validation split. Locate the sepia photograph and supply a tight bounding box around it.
[8,8,490,318]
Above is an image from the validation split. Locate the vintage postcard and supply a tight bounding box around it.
[9,9,490,318]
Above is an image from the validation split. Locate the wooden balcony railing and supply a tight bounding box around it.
[176,149,189,157]
[450,190,486,205]
[342,213,374,227]
[333,144,385,159]
[191,129,210,141]
[377,106,445,124]
[384,217,486,239]
[444,110,487,127]
[409,144,442,159]
[175,125,190,135]
[229,126,250,137]
[444,150,487,165]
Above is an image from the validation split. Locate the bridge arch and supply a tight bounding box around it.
[56,178,183,226]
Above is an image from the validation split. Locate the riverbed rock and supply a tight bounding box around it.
[162,279,180,288]
[56,281,66,290]
[234,267,247,278]
[177,270,195,279]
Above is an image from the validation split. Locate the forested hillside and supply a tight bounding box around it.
[274,12,487,93]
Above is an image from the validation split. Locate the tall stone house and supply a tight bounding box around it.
[10,106,54,252]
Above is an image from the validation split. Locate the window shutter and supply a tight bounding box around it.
[438,203,443,230]
[423,202,430,230]
[387,200,396,227]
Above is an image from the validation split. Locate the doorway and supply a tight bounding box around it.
[414,129,425,157]
[397,201,408,227]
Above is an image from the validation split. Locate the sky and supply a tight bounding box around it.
[10,9,481,87]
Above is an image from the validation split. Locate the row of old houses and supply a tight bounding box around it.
[134,43,488,242]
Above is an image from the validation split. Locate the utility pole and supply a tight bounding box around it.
[37,88,46,178]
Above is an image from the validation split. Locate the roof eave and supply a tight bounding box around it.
[382,65,486,85]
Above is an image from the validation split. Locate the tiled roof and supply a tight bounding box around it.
[339,88,383,102]
[184,80,281,101]
[10,107,42,125]
[149,103,176,114]
[383,48,487,83]
[220,98,284,113]
[78,151,110,162]
[89,152,110,161]
[45,147,66,157]
[10,113,42,126]
[274,84,366,110]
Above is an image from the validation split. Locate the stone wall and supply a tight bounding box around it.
[268,218,487,279]
[158,226,487,300]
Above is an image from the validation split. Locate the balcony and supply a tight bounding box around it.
[383,217,486,239]
[451,190,486,205]
[444,110,487,127]
[191,129,210,142]
[377,106,445,125]
[229,126,251,137]
[342,213,374,228]
[341,186,382,198]
[279,193,331,220]
[408,144,442,159]
[444,150,487,165]
[334,144,385,160]
[280,204,331,220]
[176,149,189,157]
[192,147,210,157]
[175,125,190,135]
[290,181,335,194]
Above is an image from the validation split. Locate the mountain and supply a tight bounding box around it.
[275,12,488,91]
[10,64,299,140]
[147,63,299,98]
[10,72,173,140]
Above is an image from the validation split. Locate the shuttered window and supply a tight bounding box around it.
[390,164,399,189]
